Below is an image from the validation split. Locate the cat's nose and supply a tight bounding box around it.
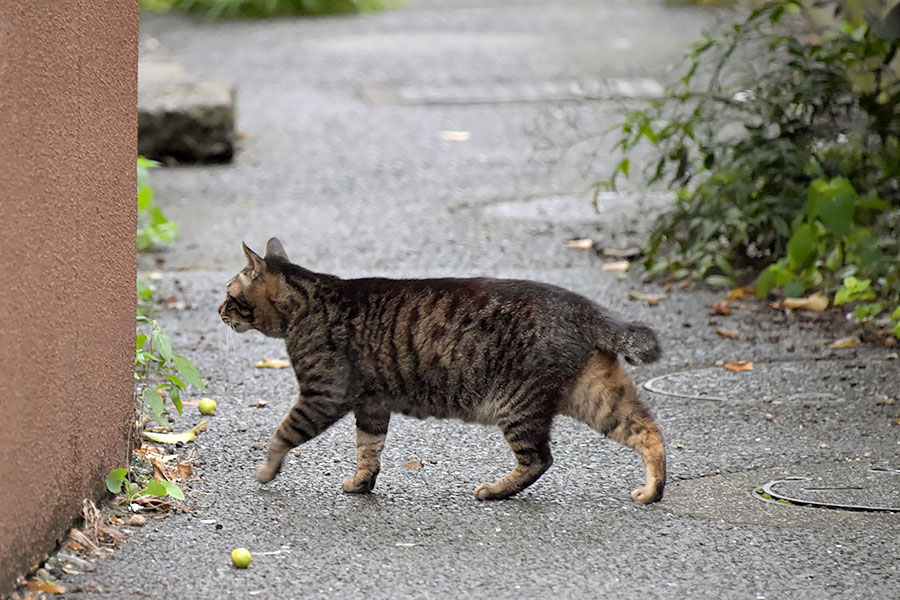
[217,301,226,315]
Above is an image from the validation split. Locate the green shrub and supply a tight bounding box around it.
[603,0,900,336]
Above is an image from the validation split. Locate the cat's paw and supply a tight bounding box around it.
[341,474,377,494]
[474,483,509,501]
[256,462,281,484]
[631,485,663,504]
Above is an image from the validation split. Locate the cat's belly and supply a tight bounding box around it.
[391,395,496,424]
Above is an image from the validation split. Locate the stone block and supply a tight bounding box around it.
[138,60,236,163]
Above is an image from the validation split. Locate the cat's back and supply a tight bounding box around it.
[339,274,600,359]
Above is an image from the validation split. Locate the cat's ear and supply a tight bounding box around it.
[264,237,289,262]
[241,242,265,278]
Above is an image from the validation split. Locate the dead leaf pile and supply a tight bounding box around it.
[134,446,196,483]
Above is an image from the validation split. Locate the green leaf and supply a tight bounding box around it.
[824,246,842,272]
[137,156,159,170]
[136,334,148,352]
[144,388,166,426]
[169,386,182,415]
[772,216,790,240]
[143,480,168,497]
[106,468,128,494]
[892,306,900,321]
[714,254,734,277]
[150,329,173,363]
[137,279,154,301]
[756,264,779,296]
[783,279,806,298]
[149,206,169,227]
[855,303,883,321]
[172,355,205,390]
[807,178,856,237]
[161,480,185,500]
[787,224,819,269]
[835,277,876,305]
[166,374,186,390]
[137,185,153,213]
[705,274,734,287]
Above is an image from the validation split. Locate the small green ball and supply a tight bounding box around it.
[231,547,251,568]
[198,398,217,415]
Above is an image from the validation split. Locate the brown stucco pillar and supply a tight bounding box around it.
[0,2,137,595]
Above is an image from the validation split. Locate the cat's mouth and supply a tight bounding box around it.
[232,322,252,333]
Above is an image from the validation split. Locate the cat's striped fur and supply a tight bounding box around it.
[219,238,666,503]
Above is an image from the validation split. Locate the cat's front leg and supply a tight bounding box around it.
[257,387,350,484]
[342,402,390,494]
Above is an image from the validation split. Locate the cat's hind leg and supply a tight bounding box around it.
[475,409,553,501]
[257,392,349,483]
[342,403,390,494]
[561,352,666,504]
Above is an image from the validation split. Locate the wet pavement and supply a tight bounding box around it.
[39,0,900,598]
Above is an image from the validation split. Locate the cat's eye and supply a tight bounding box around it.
[230,296,250,310]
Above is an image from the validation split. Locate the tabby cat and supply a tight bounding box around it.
[219,238,666,503]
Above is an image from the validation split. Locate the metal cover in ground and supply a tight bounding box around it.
[362,77,663,106]
[755,468,900,512]
[643,359,897,404]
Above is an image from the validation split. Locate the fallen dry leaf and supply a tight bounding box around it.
[712,299,732,315]
[142,421,207,445]
[873,394,896,406]
[722,360,754,372]
[404,460,424,469]
[782,292,829,312]
[255,357,291,369]
[252,400,268,409]
[629,291,666,306]
[252,442,265,451]
[565,238,593,250]
[716,328,740,340]
[830,337,859,349]
[892,417,900,426]
[727,286,754,300]
[170,462,194,481]
[440,130,471,141]
[601,260,630,272]
[26,581,66,594]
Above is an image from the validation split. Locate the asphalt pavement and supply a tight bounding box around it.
[39,0,900,598]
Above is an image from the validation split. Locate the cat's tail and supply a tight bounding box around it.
[593,314,662,365]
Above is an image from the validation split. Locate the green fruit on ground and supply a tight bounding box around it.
[198,398,217,415]
[231,547,251,568]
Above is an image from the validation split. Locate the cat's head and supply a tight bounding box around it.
[218,237,291,338]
